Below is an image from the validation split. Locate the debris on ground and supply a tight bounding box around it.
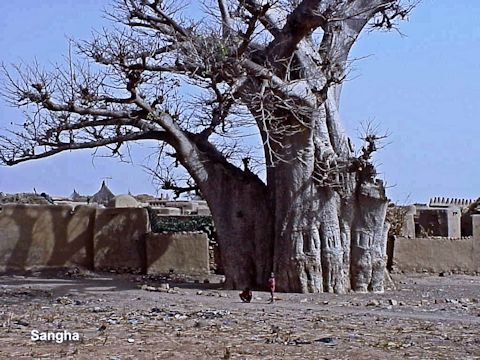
[0,273,479,359]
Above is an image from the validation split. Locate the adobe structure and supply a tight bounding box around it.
[399,197,479,239]
[390,196,480,274]
[57,182,211,216]
[0,183,213,276]
[1,187,478,278]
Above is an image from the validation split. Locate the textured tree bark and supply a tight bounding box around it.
[262,99,388,294]
[193,159,274,290]
[350,182,389,292]
[271,153,388,293]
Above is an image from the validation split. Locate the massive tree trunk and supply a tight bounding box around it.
[175,138,274,290]
[199,161,274,290]
[250,77,389,293]
[269,119,388,294]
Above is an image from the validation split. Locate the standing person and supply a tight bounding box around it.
[267,272,275,303]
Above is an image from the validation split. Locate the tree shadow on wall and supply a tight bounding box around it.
[4,205,38,272]
[45,206,95,269]
[3,205,95,272]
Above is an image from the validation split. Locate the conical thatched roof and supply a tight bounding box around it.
[71,189,81,201]
[90,181,115,205]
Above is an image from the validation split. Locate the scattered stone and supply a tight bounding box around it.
[196,310,230,319]
[194,319,208,328]
[293,339,312,345]
[315,337,338,346]
[14,319,29,327]
[386,341,400,348]
[56,297,73,305]
[445,299,459,304]
[1,271,477,358]
[140,284,172,293]
[159,283,170,291]
[140,285,157,292]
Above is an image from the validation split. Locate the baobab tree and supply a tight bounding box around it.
[0,0,414,293]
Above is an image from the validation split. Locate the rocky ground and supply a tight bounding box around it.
[1,270,479,359]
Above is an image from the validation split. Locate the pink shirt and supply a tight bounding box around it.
[267,277,275,291]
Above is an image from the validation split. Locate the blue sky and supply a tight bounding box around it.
[0,0,479,202]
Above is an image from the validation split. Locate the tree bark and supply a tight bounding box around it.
[264,105,388,294]
[351,182,389,292]
[179,142,274,290]
[201,162,274,290]
[271,153,388,293]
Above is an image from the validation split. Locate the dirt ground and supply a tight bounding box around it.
[1,270,479,360]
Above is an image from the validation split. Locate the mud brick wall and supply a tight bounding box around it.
[0,205,149,272]
[0,204,95,271]
[93,207,149,272]
[0,204,210,276]
[392,236,480,273]
[146,232,209,275]
[414,207,461,238]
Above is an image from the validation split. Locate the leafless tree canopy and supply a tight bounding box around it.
[1,0,413,187]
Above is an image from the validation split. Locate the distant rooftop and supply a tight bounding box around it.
[90,181,115,205]
[429,197,475,208]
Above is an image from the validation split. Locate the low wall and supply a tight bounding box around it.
[0,204,95,271]
[93,208,149,272]
[0,204,148,272]
[146,232,209,275]
[392,236,480,273]
[0,204,209,276]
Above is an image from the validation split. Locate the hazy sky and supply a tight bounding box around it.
[0,0,479,202]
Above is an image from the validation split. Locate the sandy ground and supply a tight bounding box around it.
[1,270,479,360]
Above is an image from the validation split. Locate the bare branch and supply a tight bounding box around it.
[0,130,168,166]
[217,0,233,37]
[0,0,413,199]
